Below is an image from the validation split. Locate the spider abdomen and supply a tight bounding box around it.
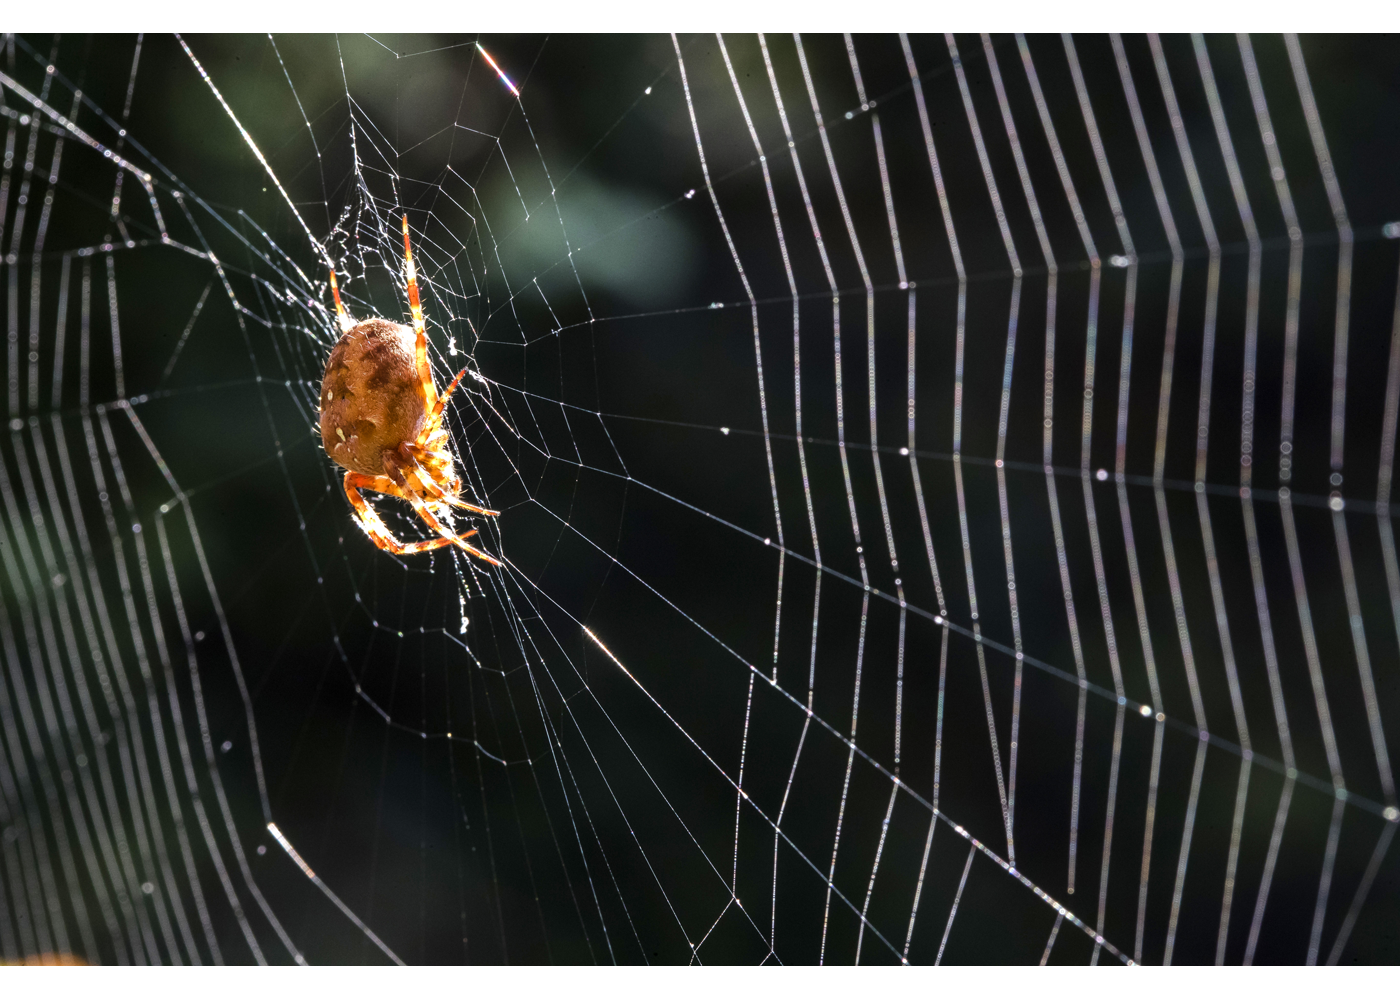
[320,318,427,476]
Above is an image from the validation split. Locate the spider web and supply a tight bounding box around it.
[0,31,1397,966]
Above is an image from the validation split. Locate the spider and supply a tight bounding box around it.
[319,215,501,565]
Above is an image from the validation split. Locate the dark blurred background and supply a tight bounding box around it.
[0,33,1398,965]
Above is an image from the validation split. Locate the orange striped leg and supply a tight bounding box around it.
[403,489,502,567]
[402,442,499,516]
[387,442,455,505]
[382,452,503,566]
[410,472,464,512]
[343,472,468,555]
[400,463,458,510]
[401,214,436,413]
[423,367,469,435]
[330,269,353,333]
[422,425,450,456]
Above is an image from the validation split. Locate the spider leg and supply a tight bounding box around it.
[343,472,460,555]
[402,441,499,516]
[329,269,353,333]
[401,214,437,414]
[383,450,503,566]
[404,465,459,509]
[420,475,497,517]
[412,473,462,511]
[423,426,450,453]
[405,489,502,566]
[423,366,469,436]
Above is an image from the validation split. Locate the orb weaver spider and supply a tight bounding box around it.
[319,215,501,566]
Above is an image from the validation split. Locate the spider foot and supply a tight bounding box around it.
[452,533,503,567]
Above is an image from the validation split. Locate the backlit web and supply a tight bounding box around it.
[0,32,1397,965]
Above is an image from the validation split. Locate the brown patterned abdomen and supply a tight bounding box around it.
[320,319,427,476]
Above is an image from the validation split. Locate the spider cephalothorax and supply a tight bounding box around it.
[319,216,500,564]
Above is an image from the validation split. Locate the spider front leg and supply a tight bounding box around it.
[401,214,437,414]
[329,269,354,333]
[344,472,464,555]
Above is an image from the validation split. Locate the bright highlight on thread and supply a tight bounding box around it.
[267,822,316,880]
[584,626,634,680]
[476,43,520,97]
